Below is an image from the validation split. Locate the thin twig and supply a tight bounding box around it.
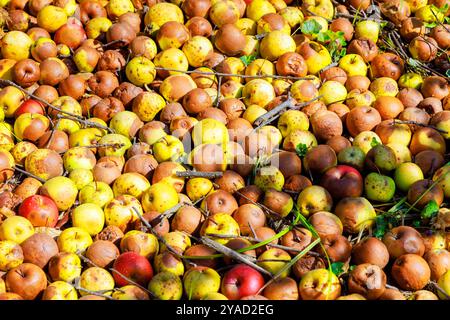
[175,171,223,179]
[13,166,46,183]
[200,236,273,277]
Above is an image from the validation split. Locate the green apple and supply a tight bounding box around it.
[148,271,183,300]
[125,56,156,87]
[319,81,348,105]
[337,146,366,171]
[192,118,229,147]
[338,54,368,77]
[364,172,396,202]
[366,144,398,173]
[183,266,221,300]
[354,20,380,43]
[152,135,184,163]
[395,162,424,192]
[278,110,309,137]
[141,181,179,213]
[398,72,423,89]
[297,185,333,217]
[79,181,114,208]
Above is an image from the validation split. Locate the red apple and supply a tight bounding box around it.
[14,99,45,118]
[54,18,87,50]
[221,264,265,300]
[18,195,59,227]
[112,252,153,287]
[320,165,364,200]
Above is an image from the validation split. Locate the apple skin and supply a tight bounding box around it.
[320,165,363,200]
[18,195,59,228]
[183,266,221,300]
[14,99,45,118]
[221,264,265,300]
[112,252,153,287]
[364,172,396,202]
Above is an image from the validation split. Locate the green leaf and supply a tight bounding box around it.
[349,265,356,272]
[370,137,380,148]
[374,215,388,238]
[301,19,322,35]
[331,262,345,276]
[446,69,450,77]
[240,53,258,66]
[421,200,439,219]
[412,220,421,228]
[424,22,438,28]
[295,143,308,157]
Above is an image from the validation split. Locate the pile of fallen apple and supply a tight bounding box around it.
[0,0,450,301]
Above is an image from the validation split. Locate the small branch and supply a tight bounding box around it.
[13,166,46,183]
[153,67,316,82]
[102,39,125,49]
[175,171,223,179]
[56,114,114,133]
[200,236,273,277]
[132,207,183,259]
[429,281,450,300]
[393,119,448,134]
[0,79,81,119]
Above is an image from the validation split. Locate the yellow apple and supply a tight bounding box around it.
[141,181,179,213]
[200,213,240,245]
[79,267,115,296]
[57,227,93,253]
[43,281,78,300]
[183,266,221,300]
[71,203,105,236]
[0,216,34,244]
